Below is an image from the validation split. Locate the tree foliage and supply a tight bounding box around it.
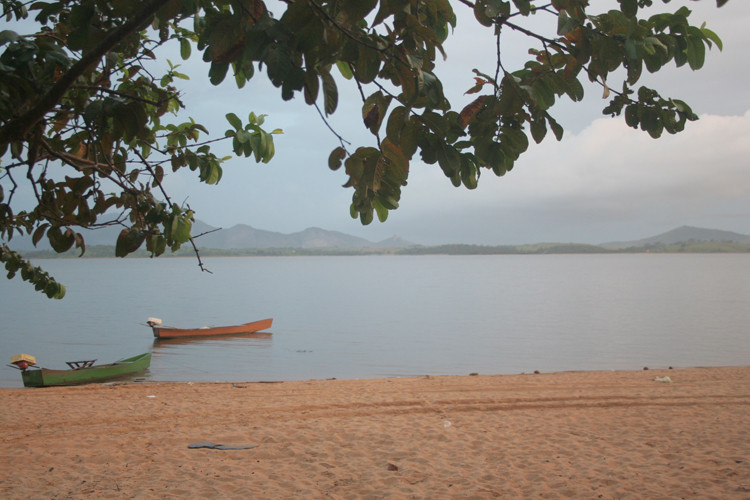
[0,0,727,297]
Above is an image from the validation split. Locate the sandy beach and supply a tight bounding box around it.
[1,366,748,499]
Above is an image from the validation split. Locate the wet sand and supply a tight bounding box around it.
[1,366,749,499]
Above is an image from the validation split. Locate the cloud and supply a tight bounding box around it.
[382,109,750,244]
[348,1,750,244]
[517,110,750,204]
[118,2,750,245]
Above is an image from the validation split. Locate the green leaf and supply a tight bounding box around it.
[700,26,723,51]
[373,198,389,223]
[356,45,381,84]
[360,208,373,225]
[671,99,696,119]
[626,57,643,84]
[530,116,547,143]
[248,132,263,162]
[203,161,222,184]
[0,30,20,45]
[547,114,564,141]
[532,78,555,110]
[436,143,460,179]
[686,34,706,70]
[170,215,192,244]
[209,61,230,85]
[321,70,338,115]
[376,194,399,210]
[564,76,584,102]
[399,118,420,158]
[151,235,167,256]
[422,71,446,109]
[501,127,529,156]
[180,38,191,59]
[460,155,479,189]
[625,104,640,128]
[512,0,531,16]
[336,61,354,80]
[259,131,274,163]
[481,0,510,19]
[45,282,66,299]
[234,129,249,144]
[226,113,242,131]
[304,71,319,105]
[617,0,637,18]
[640,107,660,136]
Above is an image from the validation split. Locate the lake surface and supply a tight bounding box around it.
[1,254,748,388]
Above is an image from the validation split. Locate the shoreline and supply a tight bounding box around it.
[2,366,749,498]
[1,369,740,392]
[1,361,737,390]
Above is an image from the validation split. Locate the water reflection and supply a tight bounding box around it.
[149,331,274,382]
[152,331,273,348]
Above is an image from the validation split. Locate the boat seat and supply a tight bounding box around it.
[66,360,97,370]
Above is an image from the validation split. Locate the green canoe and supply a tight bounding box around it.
[19,353,152,388]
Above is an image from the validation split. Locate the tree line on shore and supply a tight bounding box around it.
[21,240,750,259]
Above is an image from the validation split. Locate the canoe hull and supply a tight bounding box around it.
[20,353,152,388]
[152,318,273,339]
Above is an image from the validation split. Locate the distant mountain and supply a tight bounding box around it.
[6,222,749,253]
[6,219,413,251]
[192,222,413,249]
[602,226,750,249]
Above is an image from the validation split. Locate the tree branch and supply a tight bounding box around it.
[72,85,174,107]
[38,139,132,192]
[311,100,351,151]
[132,148,212,273]
[0,0,172,147]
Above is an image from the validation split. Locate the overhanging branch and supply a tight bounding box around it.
[0,0,172,147]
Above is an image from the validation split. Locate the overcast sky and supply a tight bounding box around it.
[159,0,750,246]
[56,2,750,245]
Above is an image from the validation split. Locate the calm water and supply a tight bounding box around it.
[1,254,748,388]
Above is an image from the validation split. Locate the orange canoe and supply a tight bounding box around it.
[148,318,273,339]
